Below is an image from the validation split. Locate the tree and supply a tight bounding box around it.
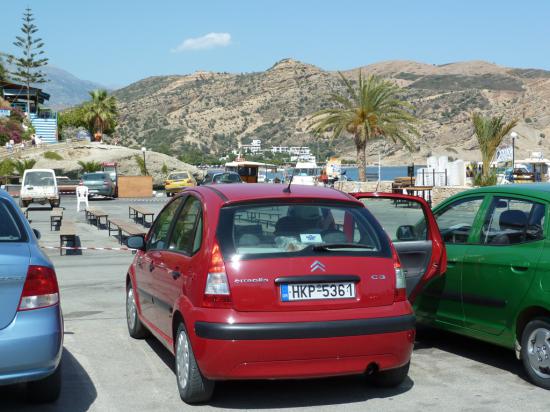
[134,155,148,176]
[0,54,7,81]
[472,112,518,184]
[161,162,169,177]
[308,72,419,181]
[82,89,118,141]
[0,159,14,177]
[8,8,48,115]
[77,160,102,173]
[12,159,37,176]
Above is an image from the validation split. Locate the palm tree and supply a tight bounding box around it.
[77,160,102,173]
[83,89,118,141]
[0,159,14,177]
[12,159,36,176]
[472,113,518,182]
[308,72,419,181]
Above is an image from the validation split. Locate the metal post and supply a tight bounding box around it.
[445,168,448,185]
[432,169,435,186]
[511,136,515,183]
[422,169,425,186]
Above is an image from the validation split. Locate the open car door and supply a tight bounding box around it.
[352,192,446,302]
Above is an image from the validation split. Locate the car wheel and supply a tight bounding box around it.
[368,362,410,387]
[21,200,29,208]
[175,323,214,404]
[27,362,61,403]
[126,283,149,339]
[521,317,550,389]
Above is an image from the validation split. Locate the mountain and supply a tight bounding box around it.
[113,59,550,164]
[40,66,107,110]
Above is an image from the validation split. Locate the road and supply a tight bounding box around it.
[0,196,547,411]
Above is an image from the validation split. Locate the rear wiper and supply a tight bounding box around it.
[312,243,375,251]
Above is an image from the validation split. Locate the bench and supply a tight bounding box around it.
[129,205,155,226]
[50,207,63,231]
[59,220,77,256]
[108,218,147,244]
[85,207,108,229]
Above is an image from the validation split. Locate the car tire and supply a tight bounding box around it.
[27,362,62,403]
[20,200,29,208]
[175,323,214,404]
[126,283,149,339]
[520,317,550,390]
[368,362,410,388]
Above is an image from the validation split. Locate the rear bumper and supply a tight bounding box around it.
[0,305,63,386]
[196,314,415,340]
[191,314,415,380]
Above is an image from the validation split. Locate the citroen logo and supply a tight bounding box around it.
[310,260,326,272]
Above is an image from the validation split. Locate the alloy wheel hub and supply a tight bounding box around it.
[176,330,190,390]
[527,328,550,378]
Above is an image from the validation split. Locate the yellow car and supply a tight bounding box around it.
[164,171,196,196]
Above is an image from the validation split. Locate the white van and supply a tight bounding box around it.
[20,169,60,209]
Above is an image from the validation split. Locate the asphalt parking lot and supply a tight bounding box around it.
[0,196,548,411]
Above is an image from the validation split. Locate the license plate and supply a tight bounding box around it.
[280,282,356,301]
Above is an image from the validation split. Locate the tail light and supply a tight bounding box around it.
[18,266,60,311]
[391,243,407,302]
[202,241,232,308]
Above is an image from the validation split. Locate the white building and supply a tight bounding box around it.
[241,139,262,154]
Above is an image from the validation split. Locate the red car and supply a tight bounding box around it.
[125,185,445,403]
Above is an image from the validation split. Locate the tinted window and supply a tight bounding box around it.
[169,172,190,180]
[0,200,25,242]
[435,197,484,244]
[481,197,545,245]
[83,173,107,180]
[360,198,427,242]
[169,197,202,254]
[217,202,389,260]
[147,198,182,250]
[23,171,55,187]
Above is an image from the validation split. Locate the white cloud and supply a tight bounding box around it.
[171,32,231,52]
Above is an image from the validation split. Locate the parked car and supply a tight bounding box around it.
[0,189,63,402]
[20,169,60,209]
[165,171,196,197]
[56,176,80,195]
[80,172,115,198]
[125,185,445,403]
[200,171,242,185]
[409,184,550,390]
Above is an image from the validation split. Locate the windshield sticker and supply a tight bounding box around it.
[300,234,322,243]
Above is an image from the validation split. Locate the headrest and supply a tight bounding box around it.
[499,210,527,230]
[289,206,321,220]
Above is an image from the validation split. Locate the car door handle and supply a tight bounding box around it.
[511,264,529,273]
[447,259,458,267]
[171,270,181,280]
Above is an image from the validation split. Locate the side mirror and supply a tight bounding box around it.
[32,228,41,239]
[127,235,145,250]
[396,225,416,241]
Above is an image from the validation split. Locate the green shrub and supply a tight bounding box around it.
[43,151,64,160]
[473,170,497,186]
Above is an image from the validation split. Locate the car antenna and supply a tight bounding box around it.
[283,174,293,193]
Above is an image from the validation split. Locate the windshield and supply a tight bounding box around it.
[217,202,389,260]
[0,199,25,242]
[169,172,190,180]
[23,171,55,187]
[213,173,241,183]
[294,168,318,176]
[83,173,108,181]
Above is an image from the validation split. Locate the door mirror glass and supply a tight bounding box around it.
[127,235,145,250]
[359,197,428,242]
[32,228,41,239]
[396,225,416,241]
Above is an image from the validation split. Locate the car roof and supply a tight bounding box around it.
[193,183,359,205]
[456,183,550,201]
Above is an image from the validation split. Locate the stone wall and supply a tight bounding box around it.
[334,180,393,193]
[431,186,471,207]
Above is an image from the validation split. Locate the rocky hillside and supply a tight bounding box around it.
[113,59,550,164]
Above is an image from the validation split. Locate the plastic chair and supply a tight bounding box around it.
[76,185,89,212]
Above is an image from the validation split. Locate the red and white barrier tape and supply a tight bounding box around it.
[41,246,136,251]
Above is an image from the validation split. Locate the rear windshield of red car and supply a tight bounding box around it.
[216,201,391,260]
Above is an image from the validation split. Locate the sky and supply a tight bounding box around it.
[1,0,549,88]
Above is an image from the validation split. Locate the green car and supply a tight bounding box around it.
[413,184,550,390]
